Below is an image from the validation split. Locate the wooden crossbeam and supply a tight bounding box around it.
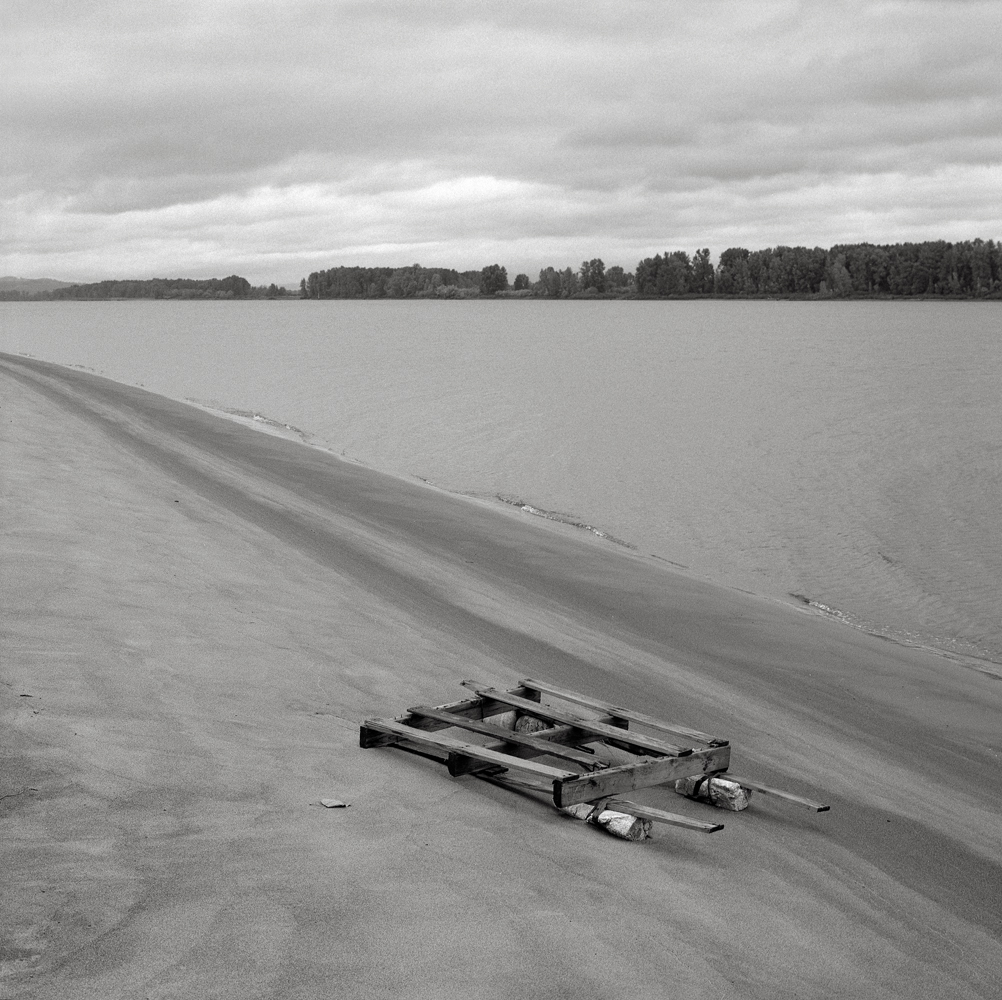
[552,745,731,807]
[461,682,691,757]
[520,677,727,747]
[360,718,578,781]
[725,775,830,812]
[406,706,603,769]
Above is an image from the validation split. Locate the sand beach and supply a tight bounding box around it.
[2,351,1000,999]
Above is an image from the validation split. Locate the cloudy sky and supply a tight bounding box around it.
[3,0,1000,284]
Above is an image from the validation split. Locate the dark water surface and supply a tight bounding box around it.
[3,298,999,665]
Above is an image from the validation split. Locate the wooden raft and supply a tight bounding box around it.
[360,678,828,837]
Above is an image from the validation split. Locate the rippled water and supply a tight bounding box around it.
[3,298,999,665]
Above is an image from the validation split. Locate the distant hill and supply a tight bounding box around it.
[0,276,74,292]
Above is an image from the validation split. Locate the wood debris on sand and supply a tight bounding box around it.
[361,678,829,841]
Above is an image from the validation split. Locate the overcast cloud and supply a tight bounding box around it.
[2,0,1001,283]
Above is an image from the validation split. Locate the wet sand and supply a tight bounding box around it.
[2,351,1000,999]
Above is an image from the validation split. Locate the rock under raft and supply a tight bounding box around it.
[561,802,653,841]
[674,774,751,811]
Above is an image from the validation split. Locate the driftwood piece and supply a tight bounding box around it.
[674,775,751,811]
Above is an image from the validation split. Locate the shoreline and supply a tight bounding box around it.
[3,352,1001,997]
[33,349,996,676]
[175,373,1002,677]
[5,347,1000,690]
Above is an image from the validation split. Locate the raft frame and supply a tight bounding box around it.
[360,678,828,836]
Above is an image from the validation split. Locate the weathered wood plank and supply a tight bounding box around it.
[360,725,451,763]
[487,719,621,746]
[361,718,578,781]
[396,685,539,732]
[552,745,731,807]
[470,774,725,833]
[473,771,570,797]
[604,798,725,833]
[406,706,602,768]
[461,682,691,757]
[478,723,609,760]
[725,775,830,812]
[520,677,727,747]
[447,754,507,777]
[359,724,398,749]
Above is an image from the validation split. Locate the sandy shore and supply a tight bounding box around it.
[2,351,1000,999]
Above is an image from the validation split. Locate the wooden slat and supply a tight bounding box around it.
[361,718,577,781]
[360,724,453,764]
[520,677,726,747]
[407,706,602,769]
[461,682,690,757]
[604,798,724,833]
[475,775,725,833]
[475,771,575,797]
[725,775,830,812]
[398,686,540,733]
[553,745,732,807]
[479,723,612,760]
[494,720,611,745]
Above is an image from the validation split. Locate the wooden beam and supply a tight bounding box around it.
[475,775,724,833]
[447,754,506,777]
[520,677,727,747]
[396,685,539,732]
[552,745,731,807]
[360,718,578,781]
[461,682,691,757]
[360,724,452,763]
[725,775,830,812]
[604,799,725,833]
[406,706,602,769]
[359,724,399,749]
[472,771,557,796]
[479,723,611,760]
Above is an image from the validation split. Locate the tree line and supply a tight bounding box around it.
[299,263,486,300]
[49,275,256,300]
[0,276,294,301]
[700,240,1002,298]
[301,239,1002,299]
[4,239,999,302]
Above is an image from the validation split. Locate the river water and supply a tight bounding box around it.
[3,298,999,667]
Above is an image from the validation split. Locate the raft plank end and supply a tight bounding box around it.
[553,745,731,807]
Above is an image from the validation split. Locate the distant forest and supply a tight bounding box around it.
[0,275,292,301]
[4,239,1000,302]
[303,239,1002,299]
